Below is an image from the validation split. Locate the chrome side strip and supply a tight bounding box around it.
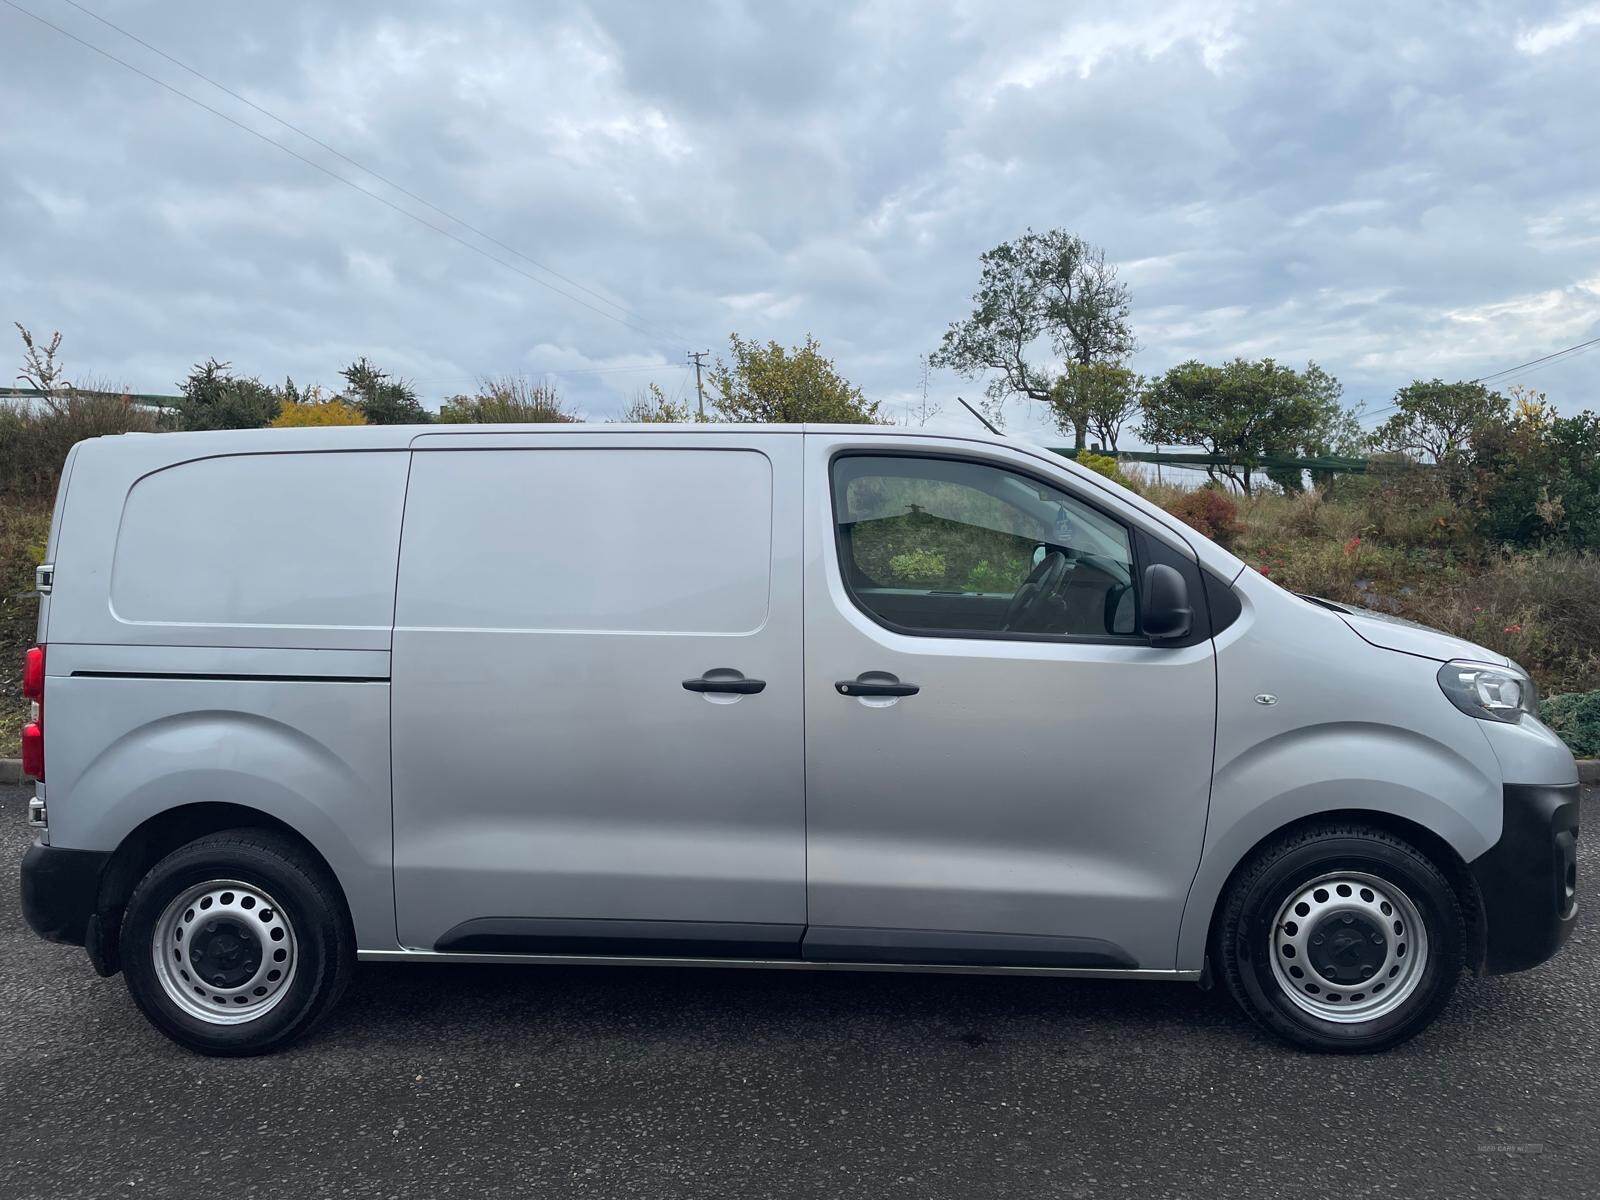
[357,948,1199,982]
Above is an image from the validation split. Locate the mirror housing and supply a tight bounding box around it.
[1141,563,1192,641]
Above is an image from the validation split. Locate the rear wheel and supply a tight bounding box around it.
[121,830,353,1055]
[1217,822,1465,1052]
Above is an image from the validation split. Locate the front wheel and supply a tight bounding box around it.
[1217,823,1466,1052]
[121,829,354,1055]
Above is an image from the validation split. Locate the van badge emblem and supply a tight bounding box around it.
[1254,693,1278,706]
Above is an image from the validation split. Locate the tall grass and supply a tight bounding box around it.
[1142,469,1600,695]
[436,376,576,423]
[1,383,158,499]
[0,497,51,756]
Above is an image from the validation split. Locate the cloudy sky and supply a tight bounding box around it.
[3,0,1599,440]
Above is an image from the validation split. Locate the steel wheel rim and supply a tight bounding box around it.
[152,879,298,1025]
[1268,870,1429,1023]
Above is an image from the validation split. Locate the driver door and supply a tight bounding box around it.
[801,436,1217,971]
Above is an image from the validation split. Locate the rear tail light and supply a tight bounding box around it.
[22,646,44,702]
[21,646,43,781]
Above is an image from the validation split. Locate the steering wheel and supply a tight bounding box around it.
[1003,549,1068,632]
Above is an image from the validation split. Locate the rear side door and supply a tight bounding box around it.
[390,431,806,956]
[801,435,1217,971]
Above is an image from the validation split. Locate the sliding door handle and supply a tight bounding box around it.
[683,674,766,695]
[836,676,920,698]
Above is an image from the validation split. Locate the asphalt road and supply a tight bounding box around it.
[3,782,1598,1199]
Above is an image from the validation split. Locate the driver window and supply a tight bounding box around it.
[831,454,1138,639]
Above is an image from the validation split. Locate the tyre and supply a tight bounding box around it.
[1216,822,1465,1053]
[121,829,354,1055]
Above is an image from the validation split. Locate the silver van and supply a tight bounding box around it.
[20,424,1579,1054]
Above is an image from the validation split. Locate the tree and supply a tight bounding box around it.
[1048,360,1141,451]
[1263,363,1360,493]
[1138,358,1352,495]
[618,383,697,423]
[707,333,884,423]
[1371,378,1508,463]
[340,357,429,424]
[174,359,281,430]
[437,374,575,423]
[929,229,1135,442]
[14,323,70,394]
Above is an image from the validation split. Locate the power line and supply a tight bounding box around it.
[1356,333,1600,425]
[3,0,686,345]
[55,0,691,347]
[1480,338,1600,387]
[409,363,677,384]
[1472,334,1600,385]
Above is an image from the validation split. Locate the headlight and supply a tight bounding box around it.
[1437,660,1539,724]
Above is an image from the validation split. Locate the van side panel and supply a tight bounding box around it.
[390,437,807,951]
[40,673,395,947]
[35,440,80,644]
[1174,571,1506,969]
[48,444,409,652]
[39,440,409,948]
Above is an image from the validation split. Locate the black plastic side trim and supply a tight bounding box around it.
[801,926,1138,969]
[72,671,388,683]
[1470,783,1580,975]
[433,917,806,959]
[20,842,110,947]
[1203,570,1243,636]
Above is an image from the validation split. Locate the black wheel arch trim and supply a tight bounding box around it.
[20,842,109,948]
[21,803,352,979]
[1469,782,1580,975]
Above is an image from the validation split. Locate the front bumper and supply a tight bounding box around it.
[20,841,109,947]
[1470,783,1581,975]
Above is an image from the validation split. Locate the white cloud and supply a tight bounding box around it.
[983,1,1245,95]
[1439,274,1600,351]
[19,183,89,225]
[344,250,396,290]
[1515,4,1600,54]
[2,0,1598,424]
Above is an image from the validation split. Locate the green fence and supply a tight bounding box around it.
[1048,447,1371,475]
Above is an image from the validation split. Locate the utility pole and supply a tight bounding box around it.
[687,350,709,419]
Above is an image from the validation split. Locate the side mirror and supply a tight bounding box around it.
[1142,563,1192,641]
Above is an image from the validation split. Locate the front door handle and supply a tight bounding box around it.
[683,674,766,695]
[836,676,920,698]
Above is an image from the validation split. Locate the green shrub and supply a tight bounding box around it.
[888,549,947,584]
[340,358,431,425]
[964,558,1025,592]
[1469,404,1600,550]
[1074,451,1135,488]
[174,359,281,430]
[1539,691,1600,759]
